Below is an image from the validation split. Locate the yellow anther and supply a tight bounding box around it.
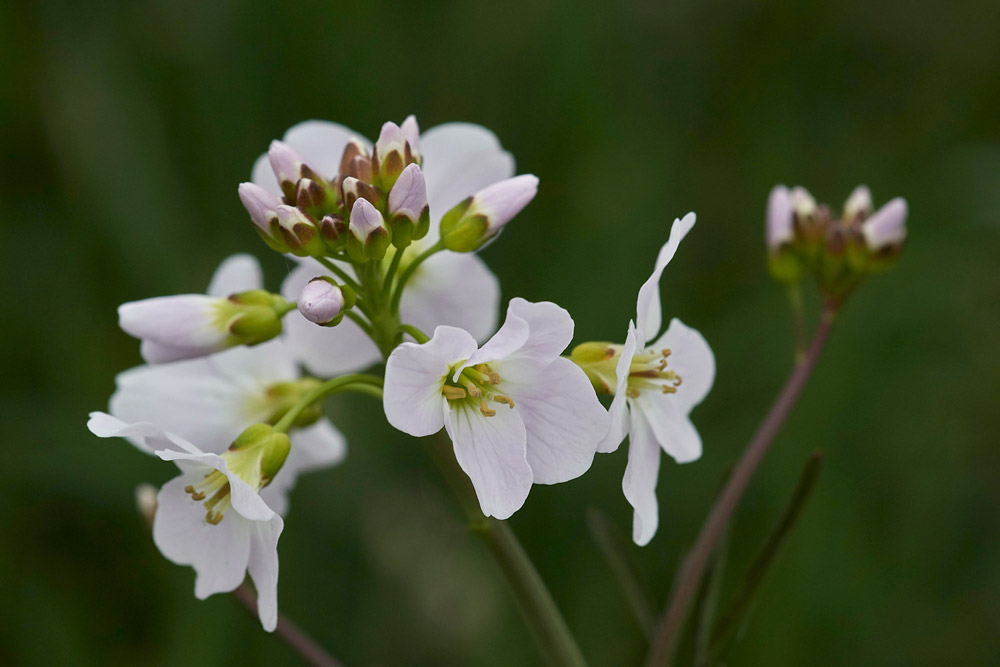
[206,512,224,525]
[495,395,515,409]
[479,401,496,417]
[661,348,672,358]
[442,385,467,400]
[488,372,501,385]
[626,387,640,398]
[190,491,206,501]
[662,385,677,394]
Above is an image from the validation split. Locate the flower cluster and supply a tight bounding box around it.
[89,117,714,629]
[766,184,908,299]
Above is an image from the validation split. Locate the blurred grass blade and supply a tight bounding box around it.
[586,508,656,639]
[708,451,825,659]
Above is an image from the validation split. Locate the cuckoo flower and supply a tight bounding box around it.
[264,117,508,375]
[383,298,609,519]
[111,255,346,516]
[87,413,285,631]
[595,213,715,546]
[118,255,290,364]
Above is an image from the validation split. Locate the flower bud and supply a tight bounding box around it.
[341,176,380,211]
[766,185,794,249]
[238,183,282,236]
[347,198,391,262]
[295,177,335,216]
[297,276,355,327]
[319,214,348,251]
[119,290,290,363]
[373,121,413,191]
[275,205,324,257]
[862,197,908,250]
[387,163,430,248]
[268,141,317,200]
[339,137,370,177]
[401,115,421,164]
[229,423,291,485]
[843,185,873,223]
[439,175,539,252]
[789,186,817,219]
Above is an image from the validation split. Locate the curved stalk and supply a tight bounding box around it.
[645,303,838,666]
[273,373,384,433]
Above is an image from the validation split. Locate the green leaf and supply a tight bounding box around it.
[586,508,656,639]
[708,451,825,660]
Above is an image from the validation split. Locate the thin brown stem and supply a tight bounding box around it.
[233,584,343,667]
[645,301,838,666]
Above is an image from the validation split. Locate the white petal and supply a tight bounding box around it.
[648,317,715,413]
[622,408,661,546]
[384,326,479,437]
[87,412,201,455]
[445,399,532,519]
[110,360,257,454]
[246,515,284,632]
[399,249,499,343]
[598,322,639,453]
[634,395,703,464]
[119,295,227,357]
[505,297,575,361]
[460,307,530,376]
[138,340,212,364]
[283,120,367,180]
[156,449,277,521]
[280,259,381,375]
[636,212,697,343]
[153,474,252,598]
[419,123,515,230]
[498,357,608,484]
[207,254,263,297]
[862,197,908,249]
[262,418,347,516]
[766,185,794,249]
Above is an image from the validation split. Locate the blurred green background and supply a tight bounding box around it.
[2,0,999,664]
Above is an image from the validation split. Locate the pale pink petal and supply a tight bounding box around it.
[207,254,264,297]
[647,318,715,414]
[636,212,697,343]
[622,408,661,546]
[598,321,639,453]
[246,515,284,632]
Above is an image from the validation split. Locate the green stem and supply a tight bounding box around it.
[389,240,444,313]
[345,310,376,338]
[382,247,405,300]
[422,434,587,667]
[315,257,361,293]
[397,323,430,344]
[273,373,384,433]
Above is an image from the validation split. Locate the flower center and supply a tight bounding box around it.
[626,347,682,398]
[182,424,290,525]
[442,362,516,417]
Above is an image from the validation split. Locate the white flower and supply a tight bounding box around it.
[87,413,285,631]
[599,213,716,546]
[254,118,509,376]
[110,255,346,516]
[383,298,609,519]
[861,196,908,249]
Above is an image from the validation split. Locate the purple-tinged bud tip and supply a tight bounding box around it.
[388,163,427,219]
[862,197,908,249]
[298,278,345,325]
[471,174,539,232]
[349,198,386,241]
[766,184,794,249]
[401,115,421,162]
[238,183,282,234]
[268,141,311,191]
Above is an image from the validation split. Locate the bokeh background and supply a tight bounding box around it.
[2,0,999,664]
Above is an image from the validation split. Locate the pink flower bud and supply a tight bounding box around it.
[388,163,427,221]
[471,174,539,232]
[843,185,873,222]
[862,197,908,249]
[349,198,386,241]
[238,182,282,235]
[766,184,794,249]
[401,115,421,162]
[297,278,345,325]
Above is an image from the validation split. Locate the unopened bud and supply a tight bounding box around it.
[295,177,328,213]
[387,163,430,248]
[275,205,323,257]
[341,176,380,211]
[373,121,412,191]
[766,185,794,249]
[790,186,817,219]
[339,138,370,177]
[227,290,290,345]
[297,276,355,326]
[268,141,316,200]
[228,423,291,485]
[843,185,873,223]
[347,198,391,262]
[135,483,157,525]
[862,197,908,250]
[439,175,539,252]
[319,214,348,251]
[401,115,421,164]
[238,183,282,236]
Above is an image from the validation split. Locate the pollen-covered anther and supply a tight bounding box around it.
[494,395,515,409]
[442,385,467,400]
[185,471,233,523]
[479,401,497,417]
